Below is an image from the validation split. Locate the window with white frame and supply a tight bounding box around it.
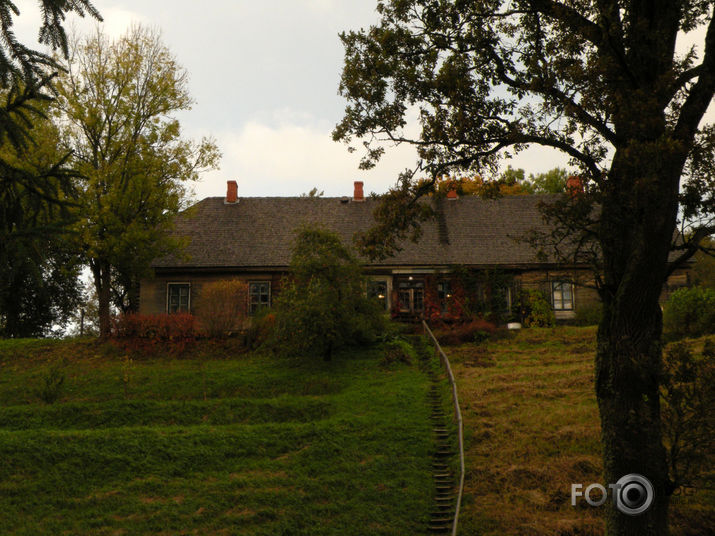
[551,281,574,310]
[249,281,271,314]
[167,283,190,314]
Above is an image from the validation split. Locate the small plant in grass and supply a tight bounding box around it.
[121,354,134,399]
[198,359,208,400]
[35,363,66,404]
[382,337,416,366]
[660,341,715,492]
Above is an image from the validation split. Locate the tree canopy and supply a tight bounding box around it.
[335,0,713,263]
[0,94,81,337]
[335,2,714,534]
[0,1,101,337]
[0,0,101,158]
[55,25,220,337]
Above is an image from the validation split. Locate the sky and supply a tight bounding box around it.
[13,1,713,201]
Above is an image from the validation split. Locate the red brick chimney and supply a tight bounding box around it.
[353,181,365,202]
[566,175,584,198]
[226,180,238,204]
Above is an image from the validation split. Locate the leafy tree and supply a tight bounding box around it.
[271,225,384,361]
[55,26,220,338]
[0,95,81,337]
[0,2,100,337]
[334,2,715,534]
[0,0,101,157]
[524,167,569,194]
[433,166,569,197]
[433,171,530,196]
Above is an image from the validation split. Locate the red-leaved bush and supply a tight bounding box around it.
[112,313,198,354]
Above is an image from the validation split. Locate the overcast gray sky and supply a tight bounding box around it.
[14,1,712,201]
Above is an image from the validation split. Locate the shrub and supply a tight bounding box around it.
[382,338,416,366]
[269,225,385,360]
[243,311,276,350]
[196,279,249,338]
[434,318,499,346]
[112,313,198,354]
[515,289,555,327]
[663,286,715,339]
[660,341,715,490]
[35,364,65,404]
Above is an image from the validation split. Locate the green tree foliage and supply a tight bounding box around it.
[0,1,100,156]
[663,286,715,339]
[271,225,384,361]
[515,289,556,327]
[0,95,81,337]
[334,2,714,533]
[523,168,569,194]
[55,26,220,337]
[0,1,100,337]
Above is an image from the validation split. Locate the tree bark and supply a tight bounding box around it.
[595,143,685,534]
[91,259,112,339]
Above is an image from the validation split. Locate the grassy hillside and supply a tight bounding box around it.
[0,339,433,535]
[448,327,713,536]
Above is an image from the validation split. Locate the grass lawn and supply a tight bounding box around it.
[0,339,434,535]
[447,326,713,536]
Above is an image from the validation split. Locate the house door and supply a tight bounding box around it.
[397,279,424,314]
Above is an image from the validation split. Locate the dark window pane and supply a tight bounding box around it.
[167,284,190,314]
[249,282,271,314]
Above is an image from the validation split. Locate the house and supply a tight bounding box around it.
[140,180,689,323]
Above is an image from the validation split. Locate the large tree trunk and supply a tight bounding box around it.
[595,146,684,535]
[127,275,141,313]
[597,290,671,535]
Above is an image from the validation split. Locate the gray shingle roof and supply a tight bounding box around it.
[152,195,561,270]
